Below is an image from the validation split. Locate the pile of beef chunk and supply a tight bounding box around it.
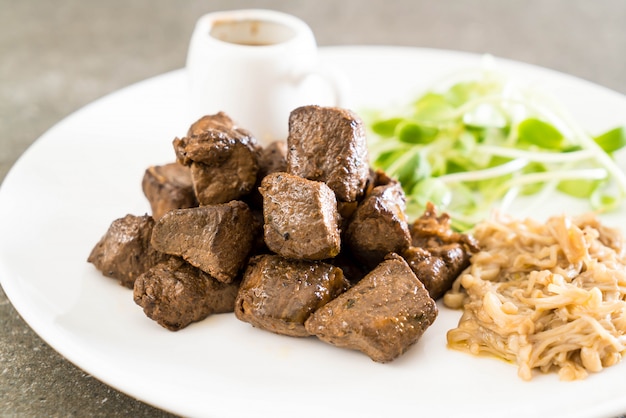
[88,105,479,362]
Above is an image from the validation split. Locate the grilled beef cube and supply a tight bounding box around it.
[305,253,438,363]
[259,172,341,260]
[150,201,256,283]
[141,162,197,220]
[403,244,471,300]
[173,112,260,205]
[371,168,394,188]
[258,140,288,177]
[286,105,369,203]
[235,254,349,337]
[403,202,479,298]
[88,214,169,288]
[345,181,411,268]
[336,168,394,230]
[134,258,239,331]
[186,111,234,137]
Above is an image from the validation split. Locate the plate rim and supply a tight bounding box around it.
[2,45,626,418]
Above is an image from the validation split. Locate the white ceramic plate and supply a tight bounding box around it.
[1,47,626,418]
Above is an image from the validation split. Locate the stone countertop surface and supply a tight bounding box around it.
[1,0,625,416]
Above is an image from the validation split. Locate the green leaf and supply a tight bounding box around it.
[446,159,470,174]
[415,92,447,107]
[557,179,599,198]
[594,126,626,154]
[396,121,438,144]
[445,81,480,107]
[517,118,564,150]
[371,118,403,138]
[363,67,626,227]
[373,149,405,170]
[414,93,456,123]
[394,151,431,191]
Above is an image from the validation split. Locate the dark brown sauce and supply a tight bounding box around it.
[210,19,295,46]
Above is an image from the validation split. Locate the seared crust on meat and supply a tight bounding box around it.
[403,202,479,299]
[134,257,239,331]
[235,254,349,337]
[305,253,438,363]
[286,106,369,203]
[142,162,197,220]
[90,108,454,361]
[88,214,169,288]
[345,181,412,268]
[260,172,341,260]
[150,201,256,283]
[173,112,261,205]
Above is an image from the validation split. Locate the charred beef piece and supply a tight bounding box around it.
[336,169,390,228]
[235,254,349,337]
[259,172,341,260]
[150,201,256,283]
[88,214,170,288]
[370,168,394,188]
[286,106,369,203]
[173,112,260,205]
[134,257,239,331]
[345,180,411,268]
[186,111,233,137]
[402,202,479,299]
[141,162,198,220]
[258,140,288,177]
[305,253,438,363]
[403,245,470,300]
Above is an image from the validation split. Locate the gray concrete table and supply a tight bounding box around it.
[2,0,625,416]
